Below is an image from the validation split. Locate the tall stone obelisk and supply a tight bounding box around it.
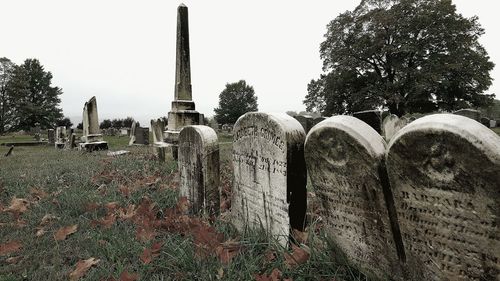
[164,3,202,159]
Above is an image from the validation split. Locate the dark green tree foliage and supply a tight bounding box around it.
[305,0,495,116]
[122,117,135,128]
[56,117,73,128]
[111,119,123,128]
[77,122,83,130]
[7,59,63,130]
[214,80,258,124]
[100,119,112,129]
[0,57,16,134]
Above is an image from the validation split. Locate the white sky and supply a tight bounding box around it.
[1,0,498,126]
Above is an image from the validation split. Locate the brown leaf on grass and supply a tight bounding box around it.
[139,241,163,264]
[118,204,136,220]
[6,255,22,264]
[15,218,27,228]
[29,187,49,201]
[4,198,29,214]
[105,201,119,212]
[0,241,22,256]
[119,270,139,281]
[136,225,157,242]
[284,244,310,268]
[176,196,189,214]
[264,250,277,262]
[35,227,46,237]
[84,202,100,212]
[91,213,116,229]
[254,268,282,281]
[40,214,59,226]
[69,257,100,281]
[54,224,78,241]
[291,229,309,244]
[118,185,131,197]
[215,240,242,264]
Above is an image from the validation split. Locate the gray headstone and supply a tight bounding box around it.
[480,117,491,127]
[382,115,409,141]
[134,127,149,145]
[386,114,500,280]
[129,121,137,145]
[232,112,307,245]
[353,110,385,134]
[47,129,55,145]
[151,119,166,144]
[305,115,403,280]
[178,125,220,216]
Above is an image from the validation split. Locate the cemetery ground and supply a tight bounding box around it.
[0,133,365,281]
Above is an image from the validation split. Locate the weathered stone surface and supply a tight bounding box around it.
[490,119,497,128]
[55,126,67,149]
[47,129,55,145]
[135,127,149,145]
[129,121,137,145]
[80,96,108,151]
[453,109,481,121]
[480,117,491,127]
[305,115,403,280]
[353,110,387,134]
[232,112,307,245]
[151,119,166,144]
[293,115,313,133]
[382,114,409,141]
[178,125,220,216]
[386,114,500,281]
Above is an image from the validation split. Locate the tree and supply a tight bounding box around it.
[111,119,123,128]
[0,58,16,134]
[56,117,73,128]
[100,119,112,129]
[122,117,135,128]
[304,0,495,117]
[7,59,64,130]
[214,80,258,124]
[77,122,83,130]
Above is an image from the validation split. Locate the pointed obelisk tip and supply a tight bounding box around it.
[179,3,187,8]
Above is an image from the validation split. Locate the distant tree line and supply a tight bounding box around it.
[0,57,69,134]
[99,117,135,129]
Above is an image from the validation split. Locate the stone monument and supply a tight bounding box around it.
[55,126,66,149]
[386,114,500,280]
[232,112,307,245]
[151,118,169,162]
[305,115,404,280]
[79,96,108,151]
[47,129,55,145]
[178,125,220,216]
[164,4,203,159]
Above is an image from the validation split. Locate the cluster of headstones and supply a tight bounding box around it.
[177,111,499,281]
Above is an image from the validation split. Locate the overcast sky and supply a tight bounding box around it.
[2,0,498,126]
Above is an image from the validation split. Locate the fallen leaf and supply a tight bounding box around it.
[216,240,242,264]
[84,202,100,212]
[136,225,156,242]
[91,214,116,229]
[176,197,189,214]
[40,214,59,226]
[118,204,136,220]
[216,267,224,280]
[284,244,310,268]
[105,201,119,212]
[4,198,29,214]
[0,241,22,256]
[291,229,308,244]
[30,187,49,201]
[119,270,139,281]
[140,241,163,264]
[35,228,46,237]
[5,255,22,264]
[264,250,277,262]
[54,224,78,241]
[118,185,131,197]
[69,257,100,281]
[254,268,282,281]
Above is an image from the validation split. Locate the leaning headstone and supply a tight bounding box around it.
[453,108,481,121]
[151,119,170,162]
[55,126,67,149]
[353,110,386,133]
[128,121,137,145]
[47,129,55,145]
[305,115,403,280]
[386,114,500,280]
[80,96,108,151]
[232,112,307,245]
[178,125,220,216]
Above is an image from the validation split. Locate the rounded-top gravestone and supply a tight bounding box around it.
[387,114,500,281]
[305,115,404,280]
[232,112,307,246]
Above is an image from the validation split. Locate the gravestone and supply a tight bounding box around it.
[490,119,497,128]
[80,96,108,151]
[128,121,137,145]
[453,109,481,121]
[480,117,491,127]
[55,126,66,149]
[386,114,500,280]
[232,112,307,245]
[353,110,387,134]
[293,115,313,133]
[305,115,403,280]
[47,129,55,145]
[129,122,149,145]
[382,114,409,141]
[164,4,203,159]
[178,125,220,216]
[151,119,169,162]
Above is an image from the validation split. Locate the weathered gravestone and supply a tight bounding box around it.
[232,112,307,245]
[386,114,500,280]
[47,129,55,145]
[129,122,149,145]
[353,110,387,134]
[55,126,67,149]
[305,115,404,280]
[490,119,497,128]
[382,114,409,141]
[151,119,170,162]
[293,115,313,133]
[80,96,108,151]
[178,125,220,216]
[128,121,137,145]
[480,117,491,128]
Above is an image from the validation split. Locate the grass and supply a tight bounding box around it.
[0,134,369,281]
